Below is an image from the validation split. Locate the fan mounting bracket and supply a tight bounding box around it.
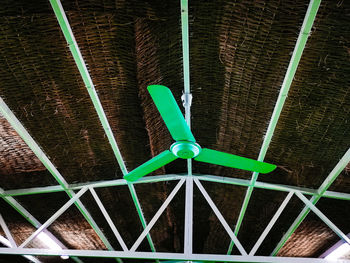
[170,141,201,159]
[181,93,192,108]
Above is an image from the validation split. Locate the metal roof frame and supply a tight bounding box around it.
[1,174,350,262]
[2,248,350,263]
[3,174,350,201]
[0,185,83,263]
[272,148,350,255]
[0,0,349,262]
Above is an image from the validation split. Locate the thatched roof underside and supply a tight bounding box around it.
[0,0,349,262]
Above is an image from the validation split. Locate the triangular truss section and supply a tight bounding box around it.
[193,178,247,255]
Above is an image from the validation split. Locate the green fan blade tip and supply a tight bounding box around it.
[195,148,277,174]
[261,163,277,174]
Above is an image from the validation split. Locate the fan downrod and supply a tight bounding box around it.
[170,141,201,159]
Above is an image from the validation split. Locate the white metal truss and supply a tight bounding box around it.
[0,186,83,263]
[2,80,350,262]
[1,249,350,263]
[0,98,349,261]
[248,191,294,256]
[4,174,350,201]
[0,176,350,262]
[89,187,128,252]
[271,147,350,255]
[0,0,349,262]
[19,187,88,248]
[0,213,16,248]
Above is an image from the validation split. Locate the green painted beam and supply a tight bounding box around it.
[227,0,322,255]
[49,0,127,175]
[271,147,350,256]
[48,0,157,256]
[0,98,68,190]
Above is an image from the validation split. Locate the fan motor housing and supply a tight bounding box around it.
[170,141,201,159]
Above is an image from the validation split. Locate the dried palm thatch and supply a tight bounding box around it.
[0,0,349,262]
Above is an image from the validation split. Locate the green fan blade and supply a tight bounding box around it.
[194,148,276,174]
[124,150,177,182]
[148,85,195,142]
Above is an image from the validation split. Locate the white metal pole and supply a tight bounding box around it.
[0,213,17,248]
[184,176,193,255]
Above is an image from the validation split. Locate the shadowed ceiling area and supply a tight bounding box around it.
[0,0,349,262]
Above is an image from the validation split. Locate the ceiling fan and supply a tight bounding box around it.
[124,85,276,182]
